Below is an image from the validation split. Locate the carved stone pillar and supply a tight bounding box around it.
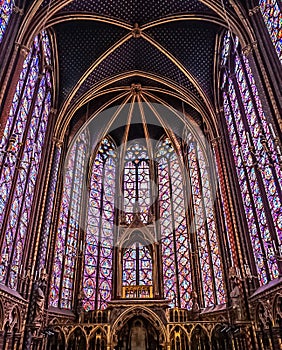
[4,331,12,350]
[13,333,21,350]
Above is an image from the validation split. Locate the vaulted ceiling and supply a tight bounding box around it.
[28,0,251,138]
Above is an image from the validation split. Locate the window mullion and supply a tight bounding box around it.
[95,159,106,309]
[59,143,83,308]
[0,70,43,283]
[232,68,279,245]
[7,76,48,289]
[195,142,217,305]
[239,54,282,203]
[167,158,181,308]
[186,141,204,307]
[226,82,271,282]
[136,243,140,286]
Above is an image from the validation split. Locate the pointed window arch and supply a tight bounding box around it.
[221,31,282,285]
[186,139,225,306]
[50,131,88,309]
[83,138,116,311]
[259,0,282,63]
[0,30,53,290]
[157,137,225,308]
[157,138,193,309]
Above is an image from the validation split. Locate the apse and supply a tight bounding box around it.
[0,1,281,349]
[49,94,226,311]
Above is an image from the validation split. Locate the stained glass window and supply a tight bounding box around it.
[157,138,193,309]
[124,143,150,224]
[259,0,282,63]
[187,140,225,306]
[0,30,52,289]
[122,242,153,286]
[0,0,13,44]
[221,31,282,284]
[39,146,61,270]
[157,137,225,308]
[50,132,88,309]
[83,138,116,311]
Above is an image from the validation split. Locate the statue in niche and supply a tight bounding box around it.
[33,284,45,323]
[191,291,200,319]
[76,289,86,323]
[129,320,148,350]
[33,268,48,323]
[229,266,242,320]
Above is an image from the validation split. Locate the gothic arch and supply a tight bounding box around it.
[211,324,232,350]
[169,325,189,350]
[89,327,107,350]
[169,324,189,337]
[190,325,210,350]
[118,227,157,248]
[273,294,282,327]
[256,302,268,330]
[66,326,87,349]
[9,306,21,332]
[88,326,107,340]
[110,306,168,346]
[46,327,66,350]
[17,0,252,50]
[55,70,212,135]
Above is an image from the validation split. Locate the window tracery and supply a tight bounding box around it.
[83,138,116,311]
[187,140,225,306]
[50,133,226,311]
[259,0,282,63]
[157,138,193,309]
[0,30,52,289]
[221,31,282,284]
[156,137,225,308]
[123,143,151,224]
[50,132,88,309]
[122,242,153,287]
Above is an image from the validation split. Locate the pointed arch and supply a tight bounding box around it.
[83,137,116,311]
[259,0,282,63]
[220,30,282,285]
[50,130,89,309]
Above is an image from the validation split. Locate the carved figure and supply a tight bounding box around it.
[34,285,45,322]
[229,267,242,320]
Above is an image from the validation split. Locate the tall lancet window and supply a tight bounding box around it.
[50,131,88,309]
[186,138,225,306]
[221,31,282,285]
[0,0,13,44]
[157,138,192,309]
[83,138,116,311]
[123,143,150,224]
[0,30,52,289]
[259,0,282,63]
